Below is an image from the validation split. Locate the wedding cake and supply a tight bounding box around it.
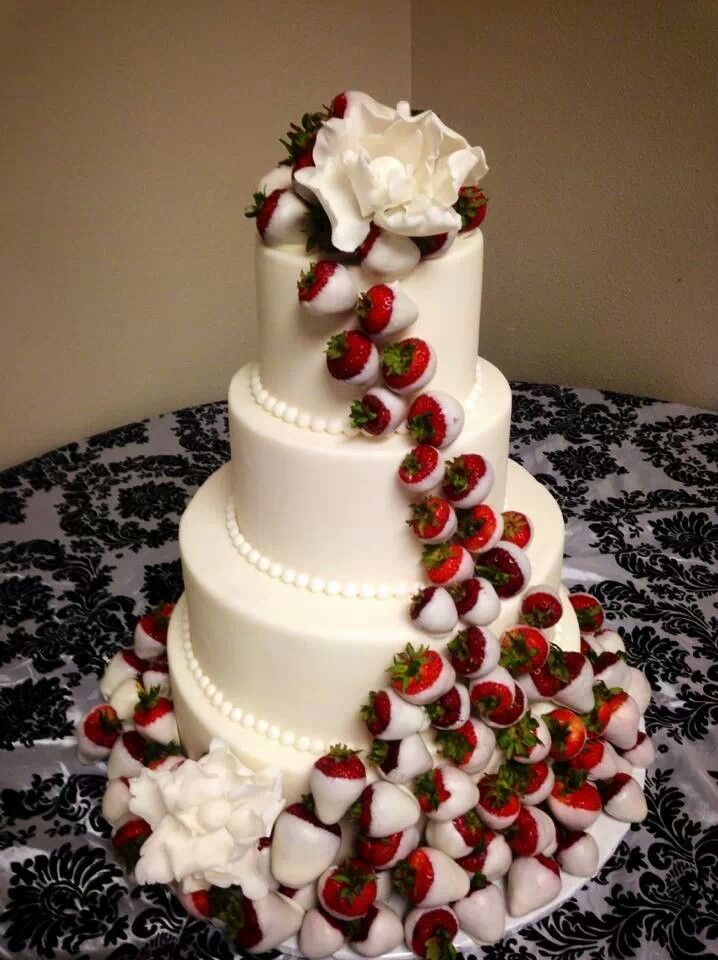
[82,91,653,958]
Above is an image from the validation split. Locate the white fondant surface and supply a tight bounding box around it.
[229,358,510,583]
[256,229,484,421]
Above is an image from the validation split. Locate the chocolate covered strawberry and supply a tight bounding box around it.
[350,781,421,838]
[370,733,433,785]
[474,543,531,599]
[76,703,122,762]
[501,510,533,549]
[422,544,473,586]
[357,823,422,870]
[245,188,308,246]
[455,185,488,233]
[593,626,625,655]
[506,854,561,917]
[625,666,651,715]
[298,260,356,314]
[455,831,513,881]
[107,730,147,779]
[520,584,563,629]
[408,497,457,544]
[483,683,527,729]
[435,717,496,774]
[318,859,378,920]
[556,829,600,877]
[361,688,430,740]
[569,592,605,633]
[109,676,143,721]
[409,586,458,635]
[505,805,557,858]
[406,392,465,449]
[568,736,618,781]
[545,707,587,761]
[413,766,479,822]
[548,771,602,830]
[299,907,346,960]
[426,683,470,730]
[101,777,131,826]
[388,644,456,705]
[100,648,149,699]
[134,602,174,660]
[398,445,444,494]
[442,454,494,508]
[455,503,504,554]
[447,625,500,679]
[620,731,655,769]
[393,847,469,907]
[277,881,320,913]
[178,888,213,921]
[351,388,408,436]
[356,282,419,341]
[404,906,459,960]
[476,771,521,830]
[310,744,367,824]
[326,331,379,385]
[271,797,342,887]
[210,887,303,952]
[141,660,170,699]
[512,758,555,806]
[588,683,641,750]
[499,626,549,676]
[133,686,178,745]
[357,225,421,279]
[497,712,551,764]
[521,647,594,713]
[381,338,437,395]
[112,816,152,869]
[448,577,500,626]
[424,806,489,859]
[597,772,648,823]
[453,878,506,946]
[348,902,404,957]
[592,651,629,691]
[413,232,456,259]
[469,665,516,721]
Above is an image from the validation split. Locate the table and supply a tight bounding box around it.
[1,382,716,960]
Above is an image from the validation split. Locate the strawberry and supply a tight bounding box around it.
[299,907,346,960]
[310,744,367,824]
[435,717,496,774]
[455,503,504,554]
[625,665,652,715]
[545,707,587,761]
[476,771,521,830]
[454,831,513,881]
[347,902,404,957]
[141,660,170,699]
[398,445,445,494]
[412,232,456,259]
[318,859,377,920]
[568,736,618,781]
[404,906,459,960]
[520,584,563,629]
[299,260,357,314]
[587,684,640,750]
[505,805,556,857]
[407,392,465,449]
[447,625,501,679]
[548,771,602,830]
[143,741,185,772]
[257,163,293,195]
[381,338,436,395]
[325,331,379,384]
[592,651,629,690]
[245,187,308,246]
[453,880,506,947]
[413,766,479,822]
[276,882,319,913]
[569,592,605,633]
[442,454,494,508]
[506,854,561,918]
[101,777,131,826]
[619,731,655,769]
[422,543,474,586]
[350,781,421,838]
[448,576,500,627]
[134,602,174,660]
[177,888,213,921]
[469,665,516,719]
[360,688,429,740]
[100,648,150,699]
[76,703,121,762]
[483,683,527,729]
[511,758,555,806]
[357,824,422,869]
[210,887,303,952]
[350,387,408,436]
[356,225,421,279]
[500,510,532,549]
[499,626,549,676]
[279,109,325,166]
[133,686,178,745]
[369,733,433,785]
[593,626,625,655]
[112,817,152,869]
[106,730,147,779]
[109,676,142,721]
[497,712,550,764]
[473,543,530,599]
[388,643,456,705]
[425,683,471,730]
[357,282,419,341]
[329,91,349,117]
[424,806,489,859]
[555,829,600,878]
[521,647,594,713]
[597,773,648,823]
[408,497,457,543]
[409,586,458,635]
[454,185,488,233]
[271,797,342,887]
[393,847,469,907]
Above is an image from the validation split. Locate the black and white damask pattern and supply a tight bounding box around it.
[1,385,716,959]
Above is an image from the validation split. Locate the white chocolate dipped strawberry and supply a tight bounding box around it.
[211,888,303,953]
[549,651,596,714]
[299,906,347,959]
[597,772,648,823]
[404,906,459,960]
[309,744,368,825]
[257,164,293,195]
[556,829,600,877]
[356,282,419,342]
[407,497,457,544]
[447,625,501,679]
[505,805,557,858]
[361,687,430,740]
[506,854,562,917]
[624,665,652,715]
[453,878,506,946]
[357,225,421,279]
[388,643,456,705]
[425,683,471,731]
[516,759,555,806]
[245,188,309,247]
[134,603,174,660]
[357,823,422,870]
[100,648,150,699]
[107,730,147,779]
[422,543,474,587]
[592,627,626,656]
[476,769,521,830]
[348,902,405,957]
[275,881,318,912]
[413,766,479,822]
[298,260,356,314]
[496,712,552,764]
[398,445,445,494]
[435,717,496,775]
[473,542,531,600]
[381,338,437,395]
[141,660,170,699]
[424,805,490,859]
[620,731,655,768]
[351,388,407,437]
[101,777,131,826]
[407,392,465,449]
[499,625,550,677]
[392,847,469,908]
[567,736,619,781]
[455,503,504,555]
[520,583,564,629]
[270,798,342,887]
[455,830,513,882]
[569,592,605,634]
[109,676,143,721]
[590,684,641,750]
[132,687,178,745]
[76,703,122,762]
[325,331,379,385]
[177,887,213,921]
[442,454,494,508]
[500,510,533,549]
[592,650,629,690]
[410,586,459,636]
[369,733,433,785]
[448,577,500,627]
[468,665,516,724]
[548,772,602,831]
[318,858,378,920]
[350,781,422,838]
[412,231,457,260]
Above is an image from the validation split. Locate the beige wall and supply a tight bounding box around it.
[1,1,715,470]
[413,0,717,407]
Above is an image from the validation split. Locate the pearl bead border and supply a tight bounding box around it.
[248,359,483,435]
[181,609,339,755]
[225,498,422,600]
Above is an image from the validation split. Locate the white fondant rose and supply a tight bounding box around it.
[129,739,284,896]
[295,96,488,251]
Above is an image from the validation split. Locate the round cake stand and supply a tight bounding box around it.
[278,766,645,958]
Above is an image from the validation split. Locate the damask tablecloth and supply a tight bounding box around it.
[0,383,716,960]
